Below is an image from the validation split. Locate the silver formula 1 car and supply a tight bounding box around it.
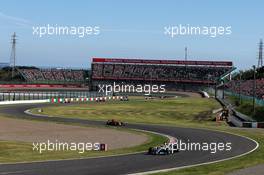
[148,143,179,155]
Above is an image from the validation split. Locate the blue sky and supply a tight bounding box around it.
[0,0,263,69]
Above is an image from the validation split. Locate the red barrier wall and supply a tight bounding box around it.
[0,84,82,89]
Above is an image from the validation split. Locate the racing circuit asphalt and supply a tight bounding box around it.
[0,103,258,175]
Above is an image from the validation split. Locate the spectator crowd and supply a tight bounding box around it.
[92,63,232,83]
[226,66,264,99]
[20,68,85,82]
[226,79,264,99]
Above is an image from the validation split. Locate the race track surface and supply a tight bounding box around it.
[0,104,258,175]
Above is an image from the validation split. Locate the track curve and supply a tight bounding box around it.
[0,103,258,175]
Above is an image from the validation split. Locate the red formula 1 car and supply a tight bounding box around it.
[106,119,125,126]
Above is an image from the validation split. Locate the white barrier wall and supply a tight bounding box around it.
[0,99,49,105]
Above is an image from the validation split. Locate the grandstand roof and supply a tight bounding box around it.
[92,58,233,67]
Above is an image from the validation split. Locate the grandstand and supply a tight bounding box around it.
[0,66,90,91]
[18,68,86,83]
[91,58,234,90]
[0,58,235,92]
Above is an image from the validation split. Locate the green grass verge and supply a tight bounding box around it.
[30,97,264,175]
[30,97,221,126]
